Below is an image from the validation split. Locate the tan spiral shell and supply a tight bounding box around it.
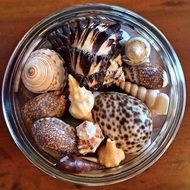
[21,49,67,93]
[116,80,169,115]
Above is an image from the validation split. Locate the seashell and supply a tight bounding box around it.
[21,91,67,130]
[98,138,125,168]
[123,62,168,89]
[123,37,151,65]
[117,80,170,115]
[32,117,77,158]
[76,121,104,155]
[48,16,123,90]
[92,92,153,153]
[68,75,94,121]
[57,155,104,173]
[21,49,67,93]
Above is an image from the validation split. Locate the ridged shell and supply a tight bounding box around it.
[48,16,123,90]
[32,117,77,158]
[116,81,170,115]
[92,92,153,153]
[21,49,67,93]
[123,62,168,89]
[68,75,94,121]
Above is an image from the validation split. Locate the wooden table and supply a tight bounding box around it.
[0,0,189,189]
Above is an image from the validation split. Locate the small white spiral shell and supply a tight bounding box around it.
[21,49,67,93]
[117,81,169,115]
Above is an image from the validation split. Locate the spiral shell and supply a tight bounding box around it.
[116,81,170,115]
[123,62,168,89]
[21,49,67,93]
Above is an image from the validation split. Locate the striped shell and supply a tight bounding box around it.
[21,49,67,93]
[48,16,123,90]
[123,62,168,89]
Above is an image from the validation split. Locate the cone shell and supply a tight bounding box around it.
[92,92,153,153]
[21,49,67,93]
[48,16,123,90]
[123,62,168,89]
[32,117,78,158]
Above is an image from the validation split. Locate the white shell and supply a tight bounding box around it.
[123,37,151,65]
[116,80,169,115]
[68,75,94,121]
[21,49,67,93]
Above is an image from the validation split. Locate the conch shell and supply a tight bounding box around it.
[98,139,125,168]
[68,75,94,121]
[76,121,104,155]
[48,16,123,90]
[123,62,168,89]
[117,80,170,115]
[21,49,67,93]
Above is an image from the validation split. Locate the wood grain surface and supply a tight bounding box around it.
[0,0,189,189]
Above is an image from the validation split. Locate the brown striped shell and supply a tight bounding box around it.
[48,16,123,90]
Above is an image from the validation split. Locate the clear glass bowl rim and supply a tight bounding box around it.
[2,3,186,186]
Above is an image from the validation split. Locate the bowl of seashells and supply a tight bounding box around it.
[2,4,186,185]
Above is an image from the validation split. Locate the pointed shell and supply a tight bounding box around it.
[68,75,94,121]
[92,92,153,153]
[32,117,78,158]
[98,139,125,168]
[21,91,67,129]
[76,121,104,155]
[117,81,170,115]
[123,37,151,65]
[123,62,168,89]
[21,49,67,93]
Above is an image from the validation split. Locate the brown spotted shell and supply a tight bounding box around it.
[21,91,66,130]
[32,117,78,158]
[92,92,153,153]
[123,62,168,89]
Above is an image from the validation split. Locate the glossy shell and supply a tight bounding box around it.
[92,92,153,153]
[32,117,78,158]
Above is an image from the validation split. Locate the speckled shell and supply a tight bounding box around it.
[32,117,78,158]
[123,62,168,89]
[48,16,123,90]
[92,92,153,153]
[21,91,66,129]
[21,49,67,93]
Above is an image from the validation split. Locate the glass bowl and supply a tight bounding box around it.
[2,4,186,185]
